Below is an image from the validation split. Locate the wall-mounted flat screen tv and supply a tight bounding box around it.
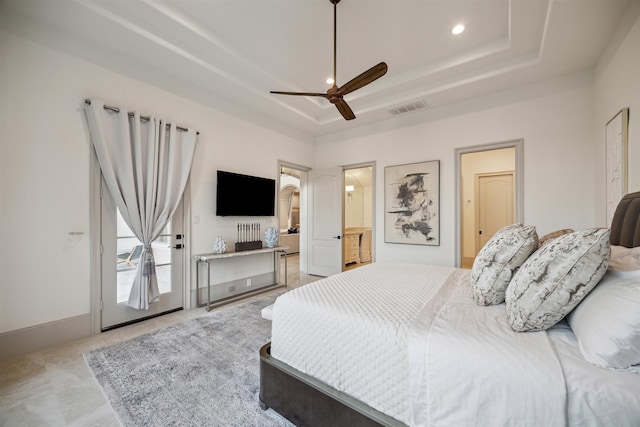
[216,170,276,216]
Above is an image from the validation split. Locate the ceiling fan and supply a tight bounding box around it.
[270,0,388,121]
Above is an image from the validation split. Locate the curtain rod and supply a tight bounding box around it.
[84,99,199,135]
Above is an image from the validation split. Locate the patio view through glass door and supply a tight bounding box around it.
[101,179,185,330]
[115,209,174,302]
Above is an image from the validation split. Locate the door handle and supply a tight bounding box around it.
[333,235,341,240]
[169,244,183,249]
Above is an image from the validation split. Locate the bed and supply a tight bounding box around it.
[260,192,640,426]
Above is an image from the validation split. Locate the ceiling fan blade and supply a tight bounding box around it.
[339,62,388,96]
[335,98,355,120]
[270,91,328,98]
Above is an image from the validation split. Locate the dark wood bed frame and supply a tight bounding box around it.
[259,190,640,427]
[259,343,404,427]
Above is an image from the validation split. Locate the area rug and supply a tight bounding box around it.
[84,294,293,426]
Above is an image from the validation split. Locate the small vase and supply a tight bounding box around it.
[264,227,279,248]
[212,236,227,254]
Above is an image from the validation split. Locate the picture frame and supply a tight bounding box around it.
[384,160,440,245]
[605,108,629,225]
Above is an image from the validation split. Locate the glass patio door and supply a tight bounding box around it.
[100,179,185,331]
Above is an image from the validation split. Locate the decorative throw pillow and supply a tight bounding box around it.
[471,224,538,306]
[608,245,640,271]
[567,269,640,369]
[538,228,574,248]
[505,228,610,332]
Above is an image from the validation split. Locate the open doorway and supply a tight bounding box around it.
[343,164,375,271]
[279,162,313,287]
[456,141,524,268]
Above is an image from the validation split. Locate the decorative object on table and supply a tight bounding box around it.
[235,222,263,251]
[384,160,440,246]
[606,107,629,225]
[264,227,279,248]
[212,236,227,254]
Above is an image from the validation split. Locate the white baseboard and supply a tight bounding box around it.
[0,314,92,360]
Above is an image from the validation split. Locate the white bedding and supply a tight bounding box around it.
[547,322,640,427]
[269,262,640,426]
[408,268,566,426]
[272,263,455,424]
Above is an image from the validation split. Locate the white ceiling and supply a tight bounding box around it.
[2,0,634,142]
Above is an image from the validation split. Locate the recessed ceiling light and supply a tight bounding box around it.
[326,77,335,85]
[452,24,465,35]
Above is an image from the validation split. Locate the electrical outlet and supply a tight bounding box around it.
[246,278,252,287]
[228,285,236,293]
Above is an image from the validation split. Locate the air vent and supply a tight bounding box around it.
[389,100,428,115]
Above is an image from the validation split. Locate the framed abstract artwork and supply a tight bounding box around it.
[605,108,629,225]
[384,160,440,245]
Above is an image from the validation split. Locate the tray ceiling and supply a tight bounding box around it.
[2,0,634,142]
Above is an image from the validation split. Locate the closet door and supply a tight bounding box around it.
[475,172,514,252]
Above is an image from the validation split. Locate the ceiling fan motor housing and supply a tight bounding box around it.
[327,87,341,104]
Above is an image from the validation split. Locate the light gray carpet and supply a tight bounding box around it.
[84,294,293,426]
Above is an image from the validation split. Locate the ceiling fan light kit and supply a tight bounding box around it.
[270,0,388,121]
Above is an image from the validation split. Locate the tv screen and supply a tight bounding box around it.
[216,170,276,216]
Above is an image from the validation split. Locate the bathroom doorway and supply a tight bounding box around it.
[343,164,375,271]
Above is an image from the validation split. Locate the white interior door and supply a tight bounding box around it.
[100,179,185,330]
[476,172,514,252]
[307,168,343,276]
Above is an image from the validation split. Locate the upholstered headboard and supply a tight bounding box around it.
[610,191,640,248]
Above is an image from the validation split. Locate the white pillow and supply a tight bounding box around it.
[608,245,640,271]
[471,224,538,306]
[506,228,610,332]
[568,268,640,369]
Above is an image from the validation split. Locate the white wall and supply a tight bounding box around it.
[0,31,313,333]
[315,75,598,267]
[344,187,363,228]
[594,5,640,225]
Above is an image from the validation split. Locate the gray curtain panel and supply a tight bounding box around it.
[84,99,197,309]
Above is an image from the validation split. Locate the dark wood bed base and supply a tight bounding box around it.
[260,191,640,427]
[259,343,405,427]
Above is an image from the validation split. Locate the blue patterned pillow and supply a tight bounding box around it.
[471,224,538,306]
[506,228,610,332]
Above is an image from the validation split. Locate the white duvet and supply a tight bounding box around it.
[270,262,640,426]
[408,267,565,426]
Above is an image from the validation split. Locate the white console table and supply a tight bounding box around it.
[194,246,288,311]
